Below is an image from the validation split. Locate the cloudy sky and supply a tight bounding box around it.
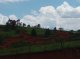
[0,0,80,30]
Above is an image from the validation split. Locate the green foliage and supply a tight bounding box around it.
[12,40,29,48]
[44,29,51,37]
[36,24,41,28]
[36,28,45,36]
[31,28,37,36]
[0,30,18,44]
[0,40,80,56]
[26,27,45,36]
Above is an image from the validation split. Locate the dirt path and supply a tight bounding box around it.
[0,48,80,59]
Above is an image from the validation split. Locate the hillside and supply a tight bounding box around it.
[0,20,80,55]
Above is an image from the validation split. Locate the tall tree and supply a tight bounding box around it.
[37,24,41,28]
[23,23,26,27]
[54,27,57,30]
[6,19,16,29]
[16,19,21,26]
[27,25,31,28]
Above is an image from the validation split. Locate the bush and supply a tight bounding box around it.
[11,40,29,48]
[44,29,51,37]
[31,28,37,36]
[0,31,18,44]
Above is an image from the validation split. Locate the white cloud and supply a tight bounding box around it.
[21,6,58,29]
[21,2,80,30]
[0,14,8,25]
[57,1,74,13]
[60,18,80,30]
[9,15,18,20]
[0,14,18,25]
[57,1,80,18]
[20,2,80,30]
[56,1,80,30]
[0,1,80,30]
[21,14,56,28]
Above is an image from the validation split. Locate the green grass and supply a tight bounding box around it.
[0,30,18,44]
[63,40,80,48]
[0,40,80,56]
[26,28,45,35]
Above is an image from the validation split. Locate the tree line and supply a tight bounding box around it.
[2,18,80,40]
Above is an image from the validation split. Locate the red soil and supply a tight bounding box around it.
[0,48,80,59]
[0,31,70,48]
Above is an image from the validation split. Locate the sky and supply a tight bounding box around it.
[0,0,80,30]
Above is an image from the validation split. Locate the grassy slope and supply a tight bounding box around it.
[0,40,80,56]
[0,26,80,55]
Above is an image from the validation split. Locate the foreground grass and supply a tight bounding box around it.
[0,40,80,56]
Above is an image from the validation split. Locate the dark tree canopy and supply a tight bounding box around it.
[53,27,57,31]
[45,29,51,37]
[31,28,37,36]
[37,24,41,28]
[6,19,26,30]
[27,25,31,28]
[23,23,26,27]
[6,19,16,29]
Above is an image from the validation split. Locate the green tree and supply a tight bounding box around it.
[6,19,16,30]
[37,24,41,28]
[54,27,57,31]
[23,23,26,27]
[45,29,51,37]
[59,28,64,31]
[27,24,31,28]
[31,28,37,36]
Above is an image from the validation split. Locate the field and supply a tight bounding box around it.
[0,40,80,56]
[0,26,80,57]
[0,48,80,59]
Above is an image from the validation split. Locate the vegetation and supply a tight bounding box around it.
[44,29,51,37]
[0,40,80,56]
[31,28,37,36]
[0,19,80,55]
